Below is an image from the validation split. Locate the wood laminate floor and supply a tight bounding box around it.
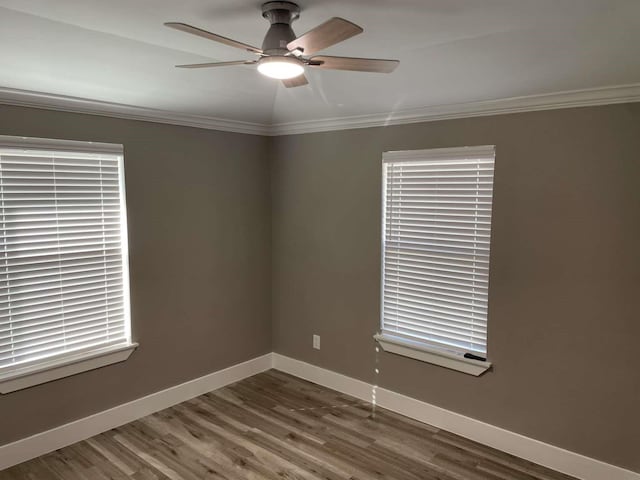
[1,370,577,480]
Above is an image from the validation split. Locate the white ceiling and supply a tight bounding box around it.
[0,0,638,127]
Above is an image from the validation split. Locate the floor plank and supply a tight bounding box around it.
[0,370,578,480]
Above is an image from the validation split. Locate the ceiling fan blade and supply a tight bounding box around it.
[287,17,362,56]
[165,22,262,54]
[281,74,309,88]
[176,60,257,69]
[309,55,399,73]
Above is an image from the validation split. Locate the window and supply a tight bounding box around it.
[0,136,136,393]
[376,146,495,376]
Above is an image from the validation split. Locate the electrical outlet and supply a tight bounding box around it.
[313,334,320,350]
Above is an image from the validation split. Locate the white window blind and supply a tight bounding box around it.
[381,146,495,356]
[0,136,131,375]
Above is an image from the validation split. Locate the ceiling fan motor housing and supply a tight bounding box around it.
[261,1,300,55]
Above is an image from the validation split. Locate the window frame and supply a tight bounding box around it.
[376,145,495,376]
[0,136,137,393]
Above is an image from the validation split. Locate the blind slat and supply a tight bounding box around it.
[0,323,125,354]
[386,258,489,275]
[1,307,124,335]
[0,280,123,306]
[0,290,124,317]
[384,302,486,329]
[382,315,487,342]
[384,293,487,317]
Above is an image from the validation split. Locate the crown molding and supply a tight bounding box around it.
[0,87,270,136]
[0,83,638,137]
[267,83,640,136]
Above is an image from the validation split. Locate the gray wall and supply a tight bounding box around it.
[271,103,640,472]
[1,102,638,474]
[0,105,272,444]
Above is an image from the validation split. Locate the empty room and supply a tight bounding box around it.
[0,1,638,479]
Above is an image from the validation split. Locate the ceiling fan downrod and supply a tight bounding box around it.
[261,1,300,56]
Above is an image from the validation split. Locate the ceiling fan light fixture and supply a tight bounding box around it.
[257,56,304,79]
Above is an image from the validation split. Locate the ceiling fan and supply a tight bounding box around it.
[165,1,399,88]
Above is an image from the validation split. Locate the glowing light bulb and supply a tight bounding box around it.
[257,56,304,80]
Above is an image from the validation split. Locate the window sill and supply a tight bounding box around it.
[0,342,138,394]
[374,334,491,376]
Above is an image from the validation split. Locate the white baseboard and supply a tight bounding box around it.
[0,353,272,471]
[2,352,638,480]
[272,353,640,480]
